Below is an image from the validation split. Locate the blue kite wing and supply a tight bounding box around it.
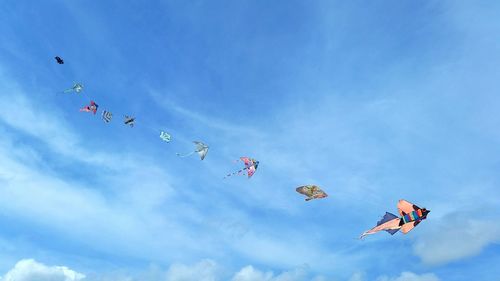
[377,212,400,235]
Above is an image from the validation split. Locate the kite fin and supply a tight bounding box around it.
[377,212,400,235]
[377,212,398,226]
[360,212,401,239]
[386,228,399,235]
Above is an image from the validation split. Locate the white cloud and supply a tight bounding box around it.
[0,134,197,261]
[0,259,444,281]
[88,261,321,281]
[413,213,500,265]
[0,259,85,281]
[375,272,440,281]
[231,266,273,281]
[165,260,219,281]
[348,272,363,281]
[231,264,318,281]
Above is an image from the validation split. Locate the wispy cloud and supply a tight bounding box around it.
[231,264,312,281]
[149,90,264,138]
[0,70,208,263]
[375,272,440,281]
[0,69,134,171]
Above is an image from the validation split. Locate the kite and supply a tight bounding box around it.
[102,110,113,123]
[55,56,64,64]
[160,131,171,142]
[224,157,259,179]
[296,185,328,201]
[360,199,430,239]
[124,116,135,127]
[64,83,84,94]
[176,141,208,160]
[80,101,98,114]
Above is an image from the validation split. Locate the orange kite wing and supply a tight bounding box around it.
[401,222,416,234]
[397,199,415,216]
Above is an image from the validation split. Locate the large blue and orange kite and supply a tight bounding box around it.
[360,199,430,238]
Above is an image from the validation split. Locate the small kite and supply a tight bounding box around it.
[296,185,328,201]
[64,83,84,94]
[160,131,171,142]
[102,110,113,123]
[124,116,135,127]
[360,199,430,239]
[224,157,259,179]
[80,101,98,114]
[55,56,64,64]
[177,141,208,160]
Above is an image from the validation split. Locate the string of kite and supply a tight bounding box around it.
[53,55,430,239]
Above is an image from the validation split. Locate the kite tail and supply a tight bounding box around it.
[224,167,248,179]
[63,88,73,93]
[176,151,195,158]
[360,217,401,239]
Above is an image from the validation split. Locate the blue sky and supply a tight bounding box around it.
[0,0,499,280]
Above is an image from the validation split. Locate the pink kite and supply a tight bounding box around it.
[224,157,259,179]
[80,101,98,115]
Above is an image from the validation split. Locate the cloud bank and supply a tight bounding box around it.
[413,212,500,265]
[0,259,85,281]
[0,259,443,281]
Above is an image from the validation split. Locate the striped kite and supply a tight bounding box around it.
[102,110,113,123]
[296,185,328,201]
[224,157,259,179]
[360,199,430,239]
[124,116,135,127]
